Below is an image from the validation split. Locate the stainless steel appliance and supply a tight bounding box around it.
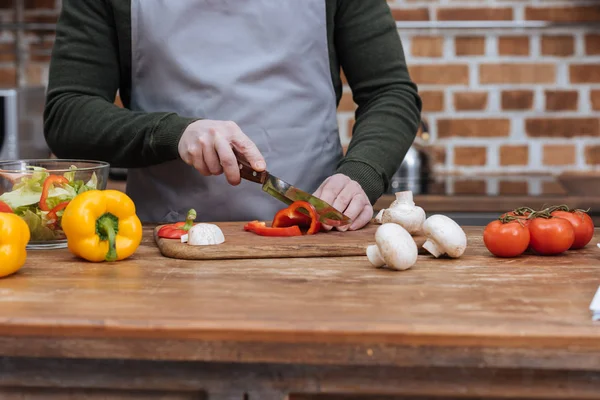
[388,119,432,195]
[0,86,51,161]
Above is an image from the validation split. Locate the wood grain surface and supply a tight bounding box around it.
[375,194,600,213]
[0,226,599,371]
[154,222,427,260]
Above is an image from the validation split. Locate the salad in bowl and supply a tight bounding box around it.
[0,159,110,248]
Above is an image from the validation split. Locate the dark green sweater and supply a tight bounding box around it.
[44,0,422,204]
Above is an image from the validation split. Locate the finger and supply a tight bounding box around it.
[214,133,240,185]
[349,203,374,231]
[183,144,211,176]
[336,194,368,232]
[313,179,328,199]
[200,130,223,175]
[193,157,211,176]
[331,180,359,216]
[227,123,266,171]
[317,175,348,206]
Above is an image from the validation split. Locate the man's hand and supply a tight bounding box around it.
[313,174,373,231]
[178,120,266,185]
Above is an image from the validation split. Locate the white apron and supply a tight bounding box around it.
[126,0,343,223]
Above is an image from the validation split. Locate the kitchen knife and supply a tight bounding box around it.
[235,154,352,227]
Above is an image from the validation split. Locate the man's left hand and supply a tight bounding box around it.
[313,174,373,231]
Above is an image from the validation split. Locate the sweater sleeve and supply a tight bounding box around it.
[334,0,422,204]
[43,0,198,168]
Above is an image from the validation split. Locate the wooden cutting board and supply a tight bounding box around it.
[154,221,427,260]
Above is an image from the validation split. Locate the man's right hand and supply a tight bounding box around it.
[178,120,266,185]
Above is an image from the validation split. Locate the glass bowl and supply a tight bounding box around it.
[0,159,110,249]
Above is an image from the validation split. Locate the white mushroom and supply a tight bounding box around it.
[182,223,225,246]
[421,214,467,258]
[374,191,425,235]
[366,223,418,271]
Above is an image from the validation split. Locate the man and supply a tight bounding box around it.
[43,0,422,231]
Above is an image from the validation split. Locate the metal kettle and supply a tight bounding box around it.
[388,119,432,195]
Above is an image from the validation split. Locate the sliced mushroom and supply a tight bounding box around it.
[183,223,225,246]
[366,223,418,271]
[421,214,467,258]
[374,191,425,235]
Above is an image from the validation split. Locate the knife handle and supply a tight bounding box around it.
[234,150,268,184]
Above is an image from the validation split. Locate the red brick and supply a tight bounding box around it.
[499,181,529,196]
[525,6,600,23]
[453,91,488,111]
[545,90,578,111]
[570,65,600,84]
[586,145,600,165]
[585,34,600,55]
[411,36,443,58]
[0,67,16,86]
[480,64,555,84]
[347,118,355,138]
[542,181,568,196]
[391,8,430,21]
[541,35,575,57]
[408,64,470,85]
[501,91,534,111]
[419,91,445,112]
[338,92,356,112]
[591,90,600,111]
[438,7,513,21]
[526,118,600,138]
[454,147,487,166]
[438,119,510,138]
[499,145,528,166]
[0,43,15,63]
[543,144,576,166]
[455,36,486,56]
[453,180,487,195]
[430,146,447,165]
[498,36,530,56]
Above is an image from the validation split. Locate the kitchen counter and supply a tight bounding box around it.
[0,226,599,399]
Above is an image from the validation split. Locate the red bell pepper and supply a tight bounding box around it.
[0,200,12,213]
[47,201,70,228]
[157,209,197,239]
[272,200,321,235]
[243,220,302,237]
[40,175,69,211]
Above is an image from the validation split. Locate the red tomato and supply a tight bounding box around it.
[528,217,575,255]
[550,210,594,249]
[483,220,530,257]
[0,200,12,213]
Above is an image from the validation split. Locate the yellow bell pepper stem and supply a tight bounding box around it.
[0,212,30,278]
[96,213,119,262]
[61,190,143,262]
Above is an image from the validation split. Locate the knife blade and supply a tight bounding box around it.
[236,154,352,227]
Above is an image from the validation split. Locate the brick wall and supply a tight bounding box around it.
[2,0,600,175]
[338,0,600,174]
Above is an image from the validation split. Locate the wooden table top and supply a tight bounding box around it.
[1,226,599,370]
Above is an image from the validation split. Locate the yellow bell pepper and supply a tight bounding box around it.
[61,190,142,262]
[0,212,30,278]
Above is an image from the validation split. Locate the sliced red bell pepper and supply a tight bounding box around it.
[40,175,69,211]
[243,220,302,237]
[272,200,321,235]
[47,201,70,229]
[0,200,12,213]
[157,209,197,239]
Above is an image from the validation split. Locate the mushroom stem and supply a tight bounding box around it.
[366,245,385,268]
[422,239,442,258]
[392,190,415,206]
